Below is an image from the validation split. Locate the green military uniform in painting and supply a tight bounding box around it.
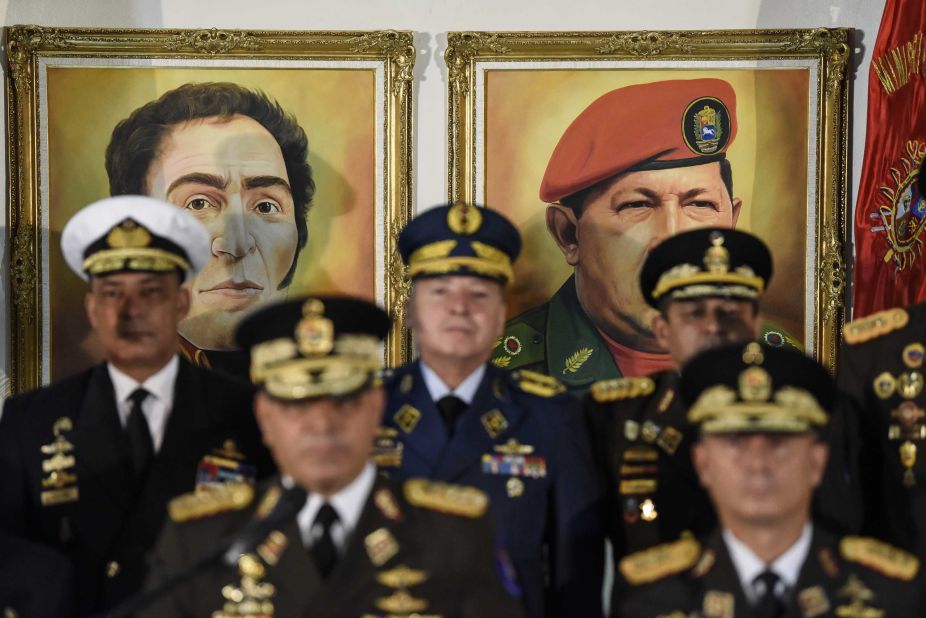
[493,275,802,394]
[839,302,926,560]
[618,530,926,618]
[142,477,521,618]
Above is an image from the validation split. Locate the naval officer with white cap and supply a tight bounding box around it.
[0,195,274,617]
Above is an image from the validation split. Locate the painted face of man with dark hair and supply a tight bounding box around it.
[145,114,299,351]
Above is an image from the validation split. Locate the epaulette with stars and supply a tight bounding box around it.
[403,478,488,518]
[843,307,909,345]
[168,482,255,523]
[590,377,656,403]
[618,534,701,585]
[840,536,919,580]
[511,369,566,398]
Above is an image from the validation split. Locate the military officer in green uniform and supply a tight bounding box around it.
[493,78,799,392]
[618,343,925,618]
[141,296,522,618]
[585,228,772,577]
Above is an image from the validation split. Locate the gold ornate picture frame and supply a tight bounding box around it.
[6,26,415,392]
[447,29,849,375]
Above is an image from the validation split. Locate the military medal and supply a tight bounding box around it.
[375,565,430,613]
[394,405,422,434]
[797,586,831,618]
[702,590,735,618]
[481,409,509,439]
[900,441,917,487]
[40,417,79,506]
[624,420,640,441]
[641,421,660,443]
[657,426,683,455]
[835,573,879,618]
[898,371,924,399]
[365,528,400,566]
[506,477,524,498]
[873,372,897,400]
[639,498,658,522]
[903,343,925,368]
[215,553,276,618]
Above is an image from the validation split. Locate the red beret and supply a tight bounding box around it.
[539,78,738,203]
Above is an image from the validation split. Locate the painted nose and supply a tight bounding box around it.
[212,208,255,259]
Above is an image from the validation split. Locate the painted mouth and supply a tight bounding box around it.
[201,279,264,297]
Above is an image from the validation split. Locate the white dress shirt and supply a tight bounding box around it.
[723,523,813,604]
[296,462,377,555]
[420,362,486,405]
[108,355,179,452]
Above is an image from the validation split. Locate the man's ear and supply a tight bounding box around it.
[546,204,581,267]
[652,310,671,350]
[809,442,829,489]
[691,441,711,489]
[85,289,98,330]
[731,197,742,226]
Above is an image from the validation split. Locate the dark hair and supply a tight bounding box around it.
[105,82,315,288]
[560,158,734,218]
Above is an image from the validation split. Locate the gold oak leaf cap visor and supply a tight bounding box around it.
[639,227,772,309]
[680,342,833,436]
[235,295,391,401]
[61,195,210,282]
[398,202,522,284]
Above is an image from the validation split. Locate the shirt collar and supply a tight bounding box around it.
[296,462,377,548]
[722,523,813,602]
[419,361,486,405]
[108,355,179,411]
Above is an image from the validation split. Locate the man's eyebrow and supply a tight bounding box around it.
[618,187,712,200]
[244,175,292,195]
[166,173,228,195]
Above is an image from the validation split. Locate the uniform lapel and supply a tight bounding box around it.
[790,529,841,618]
[263,520,320,618]
[699,531,755,618]
[434,365,525,481]
[70,364,134,511]
[388,363,448,471]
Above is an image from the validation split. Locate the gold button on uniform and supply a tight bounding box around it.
[106,561,120,578]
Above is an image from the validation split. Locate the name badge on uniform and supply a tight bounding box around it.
[481,453,547,478]
[196,439,256,491]
[40,417,80,506]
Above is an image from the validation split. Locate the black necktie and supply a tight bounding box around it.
[754,570,786,618]
[436,395,467,437]
[311,503,340,578]
[126,388,154,476]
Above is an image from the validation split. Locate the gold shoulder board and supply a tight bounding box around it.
[513,369,566,398]
[840,536,919,580]
[403,478,488,518]
[619,535,701,585]
[591,377,656,403]
[843,308,909,345]
[168,482,254,523]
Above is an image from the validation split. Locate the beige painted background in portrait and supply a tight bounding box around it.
[484,68,809,344]
[46,67,376,380]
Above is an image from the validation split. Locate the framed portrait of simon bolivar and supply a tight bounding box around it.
[6,26,414,392]
[446,29,851,391]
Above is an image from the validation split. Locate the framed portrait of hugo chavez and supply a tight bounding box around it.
[6,26,415,392]
[446,29,851,390]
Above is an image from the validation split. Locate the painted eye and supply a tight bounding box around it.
[185,197,212,211]
[255,200,281,214]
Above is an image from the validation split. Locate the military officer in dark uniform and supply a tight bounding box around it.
[493,79,799,392]
[618,343,925,618]
[585,228,771,572]
[0,196,273,617]
[381,203,605,617]
[142,296,523,618]
[839,302,926,559]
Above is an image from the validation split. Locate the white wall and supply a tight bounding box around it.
[0,0,886,390]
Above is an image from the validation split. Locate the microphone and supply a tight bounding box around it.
[100,485,307,618]
[219,485,307,566]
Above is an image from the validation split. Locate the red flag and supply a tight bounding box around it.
[853,0,926,317]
